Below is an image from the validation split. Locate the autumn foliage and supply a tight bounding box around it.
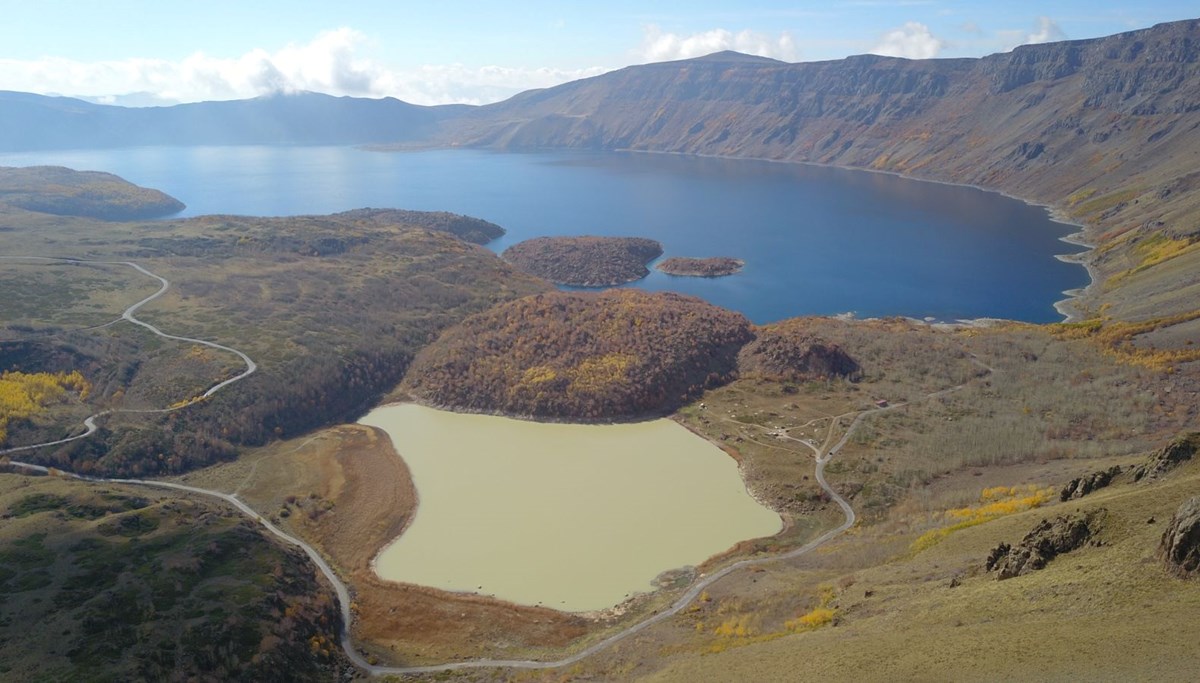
[403,289,753,420]
[738,319,862,382]
[501,236,664,286]
[0,370,90,444]
[909,484,1056,555]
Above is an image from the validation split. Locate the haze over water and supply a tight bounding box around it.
[0,145,1087,323]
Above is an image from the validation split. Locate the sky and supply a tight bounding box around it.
[0,1,1194,106]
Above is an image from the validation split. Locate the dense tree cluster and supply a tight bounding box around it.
[502,236,664,286]
[657,256,744,277]
[0,370,90,444]
[738,319,862,382]
[404,289,753,420]
[330,208,506,244]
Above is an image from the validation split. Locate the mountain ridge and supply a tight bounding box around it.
[437,18,1200,320]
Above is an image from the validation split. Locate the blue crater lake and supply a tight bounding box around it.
[0,146,1087,323]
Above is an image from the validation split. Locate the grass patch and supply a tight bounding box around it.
[909,484,1055,555]
[1107,232,1200,287]
[1075,187,1140,217]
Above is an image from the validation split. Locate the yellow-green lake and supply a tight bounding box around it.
[361,403,782,612]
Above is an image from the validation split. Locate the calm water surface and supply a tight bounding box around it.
[360,403,781,611]
[0,145,1086,322]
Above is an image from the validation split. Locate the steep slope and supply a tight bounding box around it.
[443,20,1200,320]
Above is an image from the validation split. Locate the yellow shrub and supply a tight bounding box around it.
[910,484,1055,555]
[712,614,757,638]
[785,607,836,632]
[520,365,558,385]
[1108,233,1200,286]
[568,353,636,394]
[1049,308,1200,372]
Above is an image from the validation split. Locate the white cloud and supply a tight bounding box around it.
[1023,16,1067,45]
[391,63,612,106]
[997,17,1068,51]
[870,22,945,59]
[0,28,610,106]
[636,25,799,63]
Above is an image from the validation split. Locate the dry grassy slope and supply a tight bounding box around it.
[641,456,1200,683]
[444,19,1200,321]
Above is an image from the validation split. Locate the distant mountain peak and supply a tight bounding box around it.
[684,50,786,65]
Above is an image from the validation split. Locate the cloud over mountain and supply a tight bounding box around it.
[0,28,608,106]
[871,22,945,59]
[637,25,798,62]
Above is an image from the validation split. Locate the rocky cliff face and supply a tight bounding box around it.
[1133,432,1200,481]
[1161,496,1200,576]
[443,20,1200,320]
[986,510,1104,579]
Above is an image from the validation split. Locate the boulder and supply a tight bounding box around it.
[1132,433,1200,482]
[1160,496,1200,576]
[1060,465,1123,501]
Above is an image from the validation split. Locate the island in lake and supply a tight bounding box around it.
[656,256,744,278]
[501,235,663,287]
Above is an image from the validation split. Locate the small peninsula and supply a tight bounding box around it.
[657,256,744,278]
[501,236,663,287]
[0,165,185,220]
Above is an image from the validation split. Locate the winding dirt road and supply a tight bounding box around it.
[1,255,991,676]
[0,256,257,456]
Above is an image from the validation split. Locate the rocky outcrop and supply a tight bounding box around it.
[1132,432,1200,482]
[1060,465,1123,501]
[1160,497,1200,576]
[986,510,1105,580]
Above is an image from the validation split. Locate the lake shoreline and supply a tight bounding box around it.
[1,144,1086,324]
[616,147,1096,323]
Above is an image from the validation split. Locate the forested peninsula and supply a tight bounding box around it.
[501,236,663,287]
